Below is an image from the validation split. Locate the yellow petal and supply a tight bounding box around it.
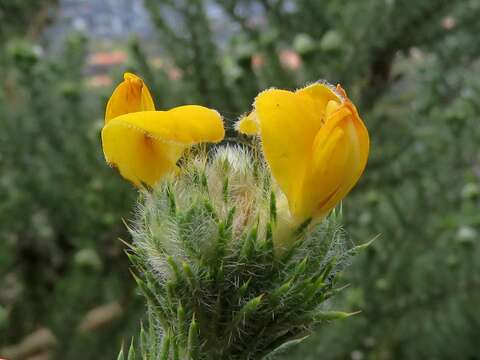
[101,123,183,187]
[102,105,224,187]
[254,89,319,214]
[298,123,350,219]
[165,105,225,144]
[105,72,155,123]
[311,106,353,165]
[325,99,341,118]
[295,82,341,124]
[236,111,260,135]
[300,100,369,218]
[320,105,369,213]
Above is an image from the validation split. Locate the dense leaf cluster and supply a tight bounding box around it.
[0,30,139,360]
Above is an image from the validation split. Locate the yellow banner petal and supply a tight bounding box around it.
[105,72,155,124]
[295,82,341,125]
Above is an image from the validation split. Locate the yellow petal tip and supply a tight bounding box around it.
[236,111,260,135]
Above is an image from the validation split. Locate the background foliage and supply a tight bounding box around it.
[1,0,479,359]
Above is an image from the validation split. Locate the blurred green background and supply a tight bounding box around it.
[1,0,479,359]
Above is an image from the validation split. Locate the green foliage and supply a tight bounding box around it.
[122,147,367,359]
[0,0,58,42]
[0,33,140,358]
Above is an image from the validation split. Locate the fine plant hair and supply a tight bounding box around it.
[119,146,369,360]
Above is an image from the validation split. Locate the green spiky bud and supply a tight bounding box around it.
[124,147,369,359]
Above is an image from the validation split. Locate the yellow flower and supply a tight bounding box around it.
[236,82,369,221]
[102,73,225,187]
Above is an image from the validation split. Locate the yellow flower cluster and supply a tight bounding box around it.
[102,73,369,221]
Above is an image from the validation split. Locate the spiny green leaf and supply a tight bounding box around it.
[263,334,310,359]
[240,224,258,260]
[270,279,293,306]
[166,184,177,216]
[318,258,336,282]
[166,281,176,305]
[172,339,180,360]
[128,338,136,360]
[200,171,208,191]
[222,176,229,202]
[347,236,378,256]
[217,208,236,255]
[202,199,218,221]
[315,310,361,321]
[160,330,171,360]
[303,276,327,303]
[279,237,304,265]
[117,345,125,360]
[130,270,156,304]
[177,303,186,339]
[269,191,277,224]
[293,257,308,277]
[324,283,351,300]
[121,217,136,237]
[139,322,148,355]
[125,252,144,270]
[215,262,225,283]
[262,221,274,257]
[182,262,197,290]
[239,278,252,298]
[226,206,236,228]
[167,256,182,281]
[188,315,200,360]
[150,303,169,330]
[118,233,135,250]
[232,294,264,327]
